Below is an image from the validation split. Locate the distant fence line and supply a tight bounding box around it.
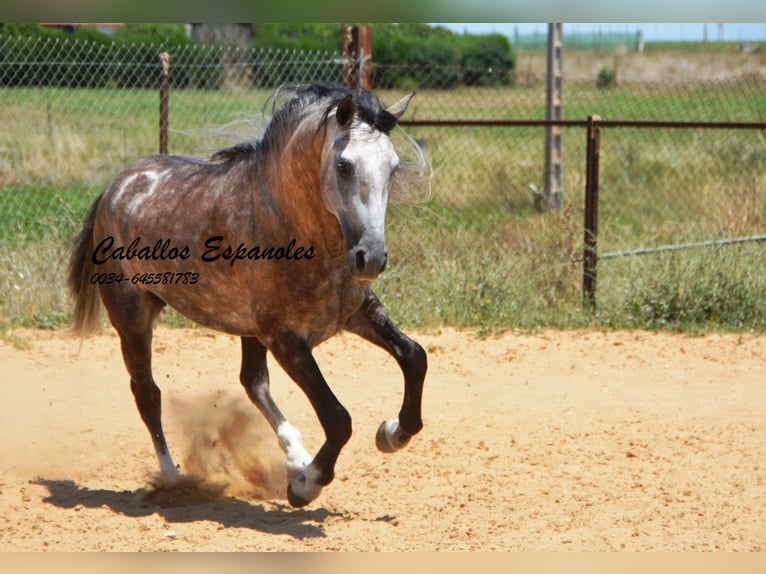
[511,29,642,52]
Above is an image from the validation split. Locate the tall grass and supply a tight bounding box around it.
[597,243,766,331]
[1,237,71,328]
[379,204,584,333]
[378,204,766,334]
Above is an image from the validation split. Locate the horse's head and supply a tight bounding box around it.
[320,90,414,281]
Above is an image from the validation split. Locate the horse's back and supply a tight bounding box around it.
[98,154,248,235]
[103,154,219,205]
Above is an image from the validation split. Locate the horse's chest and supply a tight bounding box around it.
[246,266,366,340]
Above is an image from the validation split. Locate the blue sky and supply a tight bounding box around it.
[436,23,766,42]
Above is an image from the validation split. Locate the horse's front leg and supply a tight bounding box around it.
[268,332,352,508]
[239,337,314,500]
[345,289,427,453]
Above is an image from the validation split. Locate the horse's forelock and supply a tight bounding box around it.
[297,83,398,135]
[358,106,398,134]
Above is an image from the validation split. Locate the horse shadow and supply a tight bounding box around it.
[32,477,343,539]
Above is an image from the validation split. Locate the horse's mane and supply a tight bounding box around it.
[211,83,397,164]
[210,82,432,204]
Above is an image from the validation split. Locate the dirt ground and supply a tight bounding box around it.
[1,325,764,551]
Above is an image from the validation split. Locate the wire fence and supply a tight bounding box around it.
[1,34,765,328]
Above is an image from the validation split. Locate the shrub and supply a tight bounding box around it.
[406,41,461,89]
[461,34,515,86]
[596,67,617,89]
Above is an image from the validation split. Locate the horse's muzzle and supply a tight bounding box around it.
[348,244,388,280]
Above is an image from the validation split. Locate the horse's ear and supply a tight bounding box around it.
[387,92,415,119]
[336,95,355,128]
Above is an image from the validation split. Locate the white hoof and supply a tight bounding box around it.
[286,463,323,507]
[157,469,181,485]
[277,422,323,507]
[156,452,181,484]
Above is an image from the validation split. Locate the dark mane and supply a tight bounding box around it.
[210,82,400,165]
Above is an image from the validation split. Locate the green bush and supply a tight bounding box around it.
[249,23,342,52]
[461,34,515,86]
[370,24,515,90]
[406,41,461,89]
[596,67,617,89]
[0,23,516,91]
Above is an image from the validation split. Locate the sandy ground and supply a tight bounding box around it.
[0,325,765,551]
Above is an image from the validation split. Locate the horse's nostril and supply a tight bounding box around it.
[380,252,388,273]
[355,249,367,273]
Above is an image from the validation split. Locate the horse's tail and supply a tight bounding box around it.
[67,193,104,334]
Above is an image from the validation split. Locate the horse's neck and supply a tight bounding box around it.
[264,139,344,256]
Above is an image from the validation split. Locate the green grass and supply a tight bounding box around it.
[0,185,100,245]
[2,78,766,333]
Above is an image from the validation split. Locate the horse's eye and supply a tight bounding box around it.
[336,159,355,179]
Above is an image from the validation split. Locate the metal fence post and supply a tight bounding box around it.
[159,52,170,154]
[583,114,601,310]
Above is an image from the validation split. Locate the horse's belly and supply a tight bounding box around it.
[146,266,367,346]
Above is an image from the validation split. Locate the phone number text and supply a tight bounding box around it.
[89,272,200,286]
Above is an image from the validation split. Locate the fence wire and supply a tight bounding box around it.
[1,34,765,329]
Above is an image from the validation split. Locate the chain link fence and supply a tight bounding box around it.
[1,33,765,329]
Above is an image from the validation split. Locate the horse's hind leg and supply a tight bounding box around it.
[345,289,427,453]
[101,286,179,483]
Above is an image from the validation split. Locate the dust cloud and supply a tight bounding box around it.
[169,392,287,501]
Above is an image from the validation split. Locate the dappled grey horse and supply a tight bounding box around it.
[68,82,428,507]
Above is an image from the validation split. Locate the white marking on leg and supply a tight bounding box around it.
[277,421,323,503]
[277,421,312,474]
[156,447,180,484]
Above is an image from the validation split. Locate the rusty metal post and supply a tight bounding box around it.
[342,25,372,90]
[583,114,601,310]
[159,52,170,154]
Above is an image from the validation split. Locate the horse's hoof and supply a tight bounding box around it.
[287,483,311,508]
[155,467,182,486]
[376,421,396,453]
[376,419,411,453]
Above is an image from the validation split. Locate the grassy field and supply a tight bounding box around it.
[1,72,765,332]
